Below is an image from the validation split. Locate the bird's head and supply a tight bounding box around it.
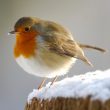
[9,17,42,42]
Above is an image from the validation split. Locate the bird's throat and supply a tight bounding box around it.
[14,33,37,58]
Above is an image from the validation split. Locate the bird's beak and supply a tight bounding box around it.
[8,30,16,35]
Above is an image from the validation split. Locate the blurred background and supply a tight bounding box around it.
[0,0,109,109]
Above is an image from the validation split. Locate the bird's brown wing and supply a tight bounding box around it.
[44,33,92,66]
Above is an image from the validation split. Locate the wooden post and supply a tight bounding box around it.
[25,97,110,110]
[25,69,110,110]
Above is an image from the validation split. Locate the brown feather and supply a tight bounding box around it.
[41,32,93,66]
[78,43,106,53]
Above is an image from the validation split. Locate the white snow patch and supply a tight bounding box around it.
[28,69,110,104]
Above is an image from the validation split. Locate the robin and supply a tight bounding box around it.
[9,17,106,89]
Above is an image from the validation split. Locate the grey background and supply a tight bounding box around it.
[0,0,109,109]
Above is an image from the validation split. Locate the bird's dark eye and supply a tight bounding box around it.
[24,27,30,32]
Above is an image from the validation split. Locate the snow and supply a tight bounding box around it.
[28,69,110,104]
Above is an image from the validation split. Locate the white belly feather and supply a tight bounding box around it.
[16,54,76,78]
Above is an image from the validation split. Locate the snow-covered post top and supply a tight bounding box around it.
[25,69,110,110]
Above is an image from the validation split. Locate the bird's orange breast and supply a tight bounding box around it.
[14,31,37,58]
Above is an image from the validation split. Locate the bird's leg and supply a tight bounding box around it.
[38,78,46,90]
[49,76,58,88]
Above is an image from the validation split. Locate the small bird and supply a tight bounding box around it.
[9,17,106,89]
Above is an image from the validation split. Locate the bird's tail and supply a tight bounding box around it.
[78,43,106,53]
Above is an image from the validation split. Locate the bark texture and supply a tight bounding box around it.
[25,96,110,110]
